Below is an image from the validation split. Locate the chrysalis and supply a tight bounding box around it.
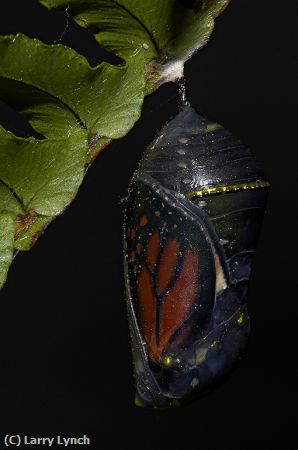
[124,104,269,408]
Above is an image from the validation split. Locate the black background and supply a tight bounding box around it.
[0,0,297,448]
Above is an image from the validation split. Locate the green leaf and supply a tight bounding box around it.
[0,129,86,216]
[0,181,24,217]
[0,34,145,139]
[39,0,229,87]
[0,214,14,288]
[0,0,229,289]
[14,216,52,251]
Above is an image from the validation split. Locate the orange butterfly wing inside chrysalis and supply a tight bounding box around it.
[137,231,160,361]
[157,238,180,294]
[137,266,156,354]
[137,229,200,363]
[158,249,199,352]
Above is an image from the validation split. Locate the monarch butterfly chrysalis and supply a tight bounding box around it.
[124,104,269,408]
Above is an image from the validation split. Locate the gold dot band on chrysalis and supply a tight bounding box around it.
[186,180,270,200]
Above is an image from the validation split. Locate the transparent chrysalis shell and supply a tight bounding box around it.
[124,104,269,408]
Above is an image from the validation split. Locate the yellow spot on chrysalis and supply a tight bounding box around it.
[134,397,142,407]
[211,340,218,349]
[236,312,245,325]
[162,356,173,368]
[206,123,222,133]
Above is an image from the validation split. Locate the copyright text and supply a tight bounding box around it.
[2,435,91,447]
